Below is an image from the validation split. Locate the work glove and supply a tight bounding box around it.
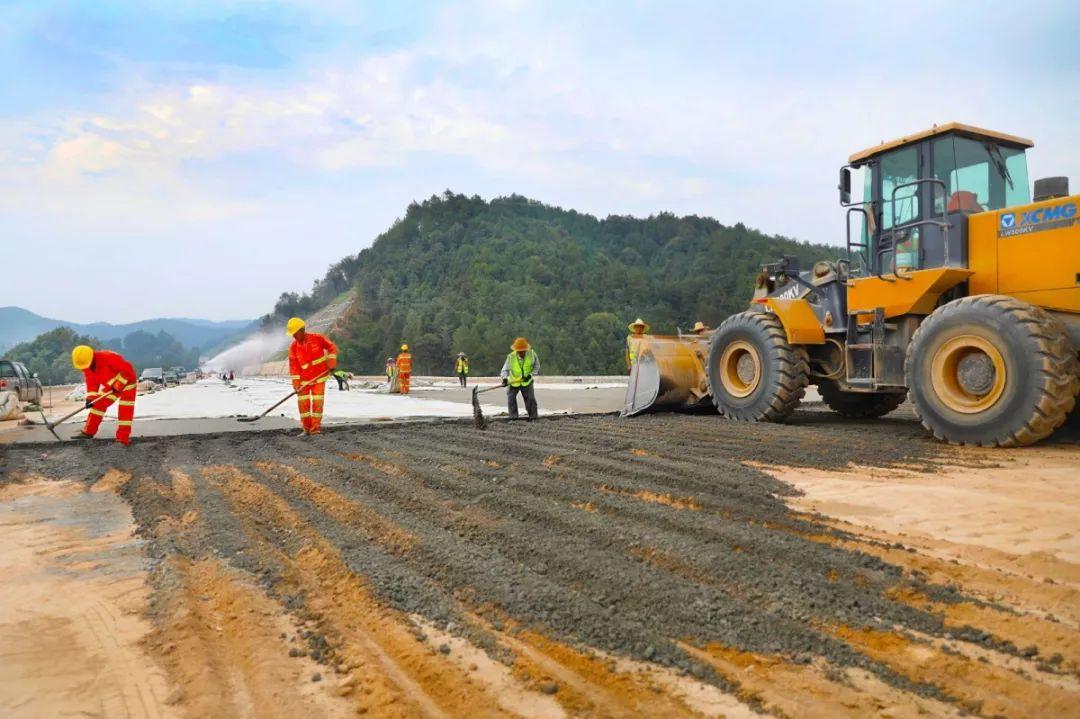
[501,378,508,387]
[85,399,94,409]
[523,374,532,382]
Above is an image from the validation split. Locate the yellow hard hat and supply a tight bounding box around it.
[628,318,649,333]
[72,345,94,370]
[286,317,306,336]
[511,337,530,351]
[400,344,409,351]
[692,321,709,333]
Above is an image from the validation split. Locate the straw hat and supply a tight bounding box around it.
[628,318,650,333]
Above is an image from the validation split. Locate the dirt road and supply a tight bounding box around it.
[1,410,1077,717]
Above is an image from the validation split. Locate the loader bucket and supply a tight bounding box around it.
[622,335,712,416]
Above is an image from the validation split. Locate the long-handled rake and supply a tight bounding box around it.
[471,384,504,430]
[237,373,330,423]
[35,389,121,441]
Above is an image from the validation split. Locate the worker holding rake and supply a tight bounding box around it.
[71,345,138,445]
[500,337,540,420]
[286,317,337,435]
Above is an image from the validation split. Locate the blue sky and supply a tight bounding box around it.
[2,0,1077,323]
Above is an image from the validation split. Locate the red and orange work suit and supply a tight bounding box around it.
[289,332,337,432]
[396,351,412,394]
[82,350,138,445]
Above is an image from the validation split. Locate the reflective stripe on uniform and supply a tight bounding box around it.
[119,401,135,407]
[90,409,105,417]
[117,421,132,427]
[291,375,300,380]
[108,372,125,386]
[300,362,310,370]
[311,356,327,366]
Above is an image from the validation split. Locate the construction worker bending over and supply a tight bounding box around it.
[396,344,413,394]
[287,317,337,435]
[332,369,350,391]
[500,337,539,420]
[71,345,137,445]
[455,352,470,387]
[626,317,649,371]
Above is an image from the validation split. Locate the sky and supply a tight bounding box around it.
[2,0,1078,323]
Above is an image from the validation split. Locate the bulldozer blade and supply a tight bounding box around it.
[622,335,712,417]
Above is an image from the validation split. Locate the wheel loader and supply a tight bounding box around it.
[626,123,1080,446]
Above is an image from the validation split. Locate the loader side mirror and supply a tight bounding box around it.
[839,167,852,205]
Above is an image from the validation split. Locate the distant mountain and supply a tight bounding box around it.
[0,306,257,354]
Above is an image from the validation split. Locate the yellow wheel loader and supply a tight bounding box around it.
[693,123,1078,446]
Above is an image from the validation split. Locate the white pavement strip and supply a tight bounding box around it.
[62,378,505,424]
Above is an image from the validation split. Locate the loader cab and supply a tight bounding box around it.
[841,123,1033,277]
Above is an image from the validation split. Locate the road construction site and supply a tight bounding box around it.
[2,405,1077,718]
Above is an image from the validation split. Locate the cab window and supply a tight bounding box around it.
[880,147,920,229]
[933,136,1031,212]
[0,362,16,378]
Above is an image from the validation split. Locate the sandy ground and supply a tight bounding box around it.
[1,409,1077,717]
[0,475,178,718]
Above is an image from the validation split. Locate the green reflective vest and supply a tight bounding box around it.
[627,334,643,364]
[506,351,536,387]
[456,358,469,374]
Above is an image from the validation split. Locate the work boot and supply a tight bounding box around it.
[71,431,95,440]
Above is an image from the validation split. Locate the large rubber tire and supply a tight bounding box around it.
[707,310,809,421]
[818,380,905,419]
[905,295,1079,447]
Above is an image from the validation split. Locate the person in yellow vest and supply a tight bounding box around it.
[455,352,470,387]
[692,320,711,335]
[500,337,540,420]
[396,344,413,394]
[385,357,396,383]
[625,317,649,372]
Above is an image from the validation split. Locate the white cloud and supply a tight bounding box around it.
[2,0,1078,321]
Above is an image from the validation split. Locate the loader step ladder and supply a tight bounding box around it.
[844,308,904,390]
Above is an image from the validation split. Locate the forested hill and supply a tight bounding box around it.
[265,192,834,375]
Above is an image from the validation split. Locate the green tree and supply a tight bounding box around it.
[265,193,833,375]
[6,326,102,385]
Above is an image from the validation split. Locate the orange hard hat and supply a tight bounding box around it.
[511,337,530,351]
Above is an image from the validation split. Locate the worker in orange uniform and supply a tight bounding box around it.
[396,344,413,394]
[71,345,137,445]
[286,317,337,435]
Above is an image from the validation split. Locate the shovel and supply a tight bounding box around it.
[237,373,330,423]
[471,384,504,430]
[36,389,121,442]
